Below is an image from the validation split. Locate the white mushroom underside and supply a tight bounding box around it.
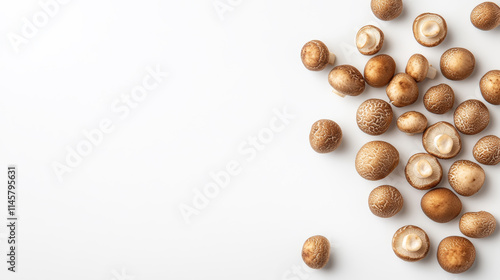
[415,15,446,45]
[407,155,441,186]
[394,227,428,258]
[357,28,381,53]
[425,124,460,157]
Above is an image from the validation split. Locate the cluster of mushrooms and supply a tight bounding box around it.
[301,0,500,275]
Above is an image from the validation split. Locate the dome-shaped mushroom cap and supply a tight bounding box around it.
[448,160,485,196]
[460,211,496,238]
[328,65,365,97]
[364,54,396,88]
[470,2,500,30]
[421,188,462,223]
[368,185,403,218]
[386,73,419,107]
[406,54,436,82]
[392,225,430,262]
[440,48,475,80]
[309,119,342,153]
[356,99,393,136]
[300,40,332,71]
[422,122,462,159]
[480,70,500,105]
[454,99,489,135]
[371,0,403,21]
[473,135,500,165]
[437,236,476,273]
[397,111,428,135]
[423,84,455,114]
[355,141,399,181]
[405,153,442,190]
[413,13,447,47]
[301,235,330,269]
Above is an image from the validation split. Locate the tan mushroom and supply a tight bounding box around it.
[300,40,336,71]
[405,153,442,190]
[392,225,430,262]
[440,48,475,81]
[364,54,396,87]
[423,84,455,114]
[302,235,330,269]
[473,135,500,165]
[454,99,489,135]
[413,13,447,47]
[406,54,437,82]
[448,160,485,196]
[471,2,500,30]
[356,25,384,55]
[356,99,393,136]
[309,119,342,153]
[371,0,403,21]
[397,111,428,135]
[421,188,462,223]
[368,185,403,218]
[460,211,496,238]
[422,122,461,159]
[480,70,500,105]
[328,65,365,97]
[386,73,419,107]
[355,141,399,181]
[437,236,475,273]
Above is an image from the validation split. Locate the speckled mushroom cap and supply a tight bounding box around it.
[397,111,428,135]
[368,185,403,218]
[309,119,342,153]
[364,54,396,88]
[448,160,485,196]
[356,25,384,55]
[437,236,476,273]
[300,40,335,71]
[413,13,447,47]
[386,73,419,107]
[480,70,500,105]
[473,135,500,165]
[355,141,399,181]
[422,122,462,159]
[405,54,437,82]
[423,84,455,114]
[356,99,393,136]
[440,48,475,80]
[405,153,442,190]
[460,211,496,238]
[471,2,500,30]
[392,225,430,262]
[454,100,489,135]
[421,188,462,223]
[371,0,403,21]
[301,235,330,269]
[328,65,366,97]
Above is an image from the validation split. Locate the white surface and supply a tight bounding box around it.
[0,0,499,279]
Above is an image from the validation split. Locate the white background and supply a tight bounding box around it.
[0,0,499,279]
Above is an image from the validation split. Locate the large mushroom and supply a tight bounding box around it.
[440,48,475,81]
[392,225,430,262]
[355,141,399,181]
[371,0,403,21]
[480,70,500,105]
[301,40,336,71]
[405,153,442,190]
[364,54,396,87]
[328,65,366,97]
[413,13,447,47]
[421,188,462,223]
[473,135,500,165]
[437,236,475,273]
[422,122,462,159]
[386,73,419,107]
[356,25,384,55]
[356,99,393,136]
[454,99,489,135]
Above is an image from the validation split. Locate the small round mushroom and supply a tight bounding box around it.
[397,111,428,135]
[480,70,500,105]
[328,65,365,97]
[356,25,384,55]
[448,160,485,197]
[364,54,396,87]
[355,141,399,181]
[421,188,462,223]
[371,0,403,21]
[386,73,419,107]
[437,236,476,274]
[440,48,475,81]
[368,185,403,218]
[405,153,442,190]
[460,211,496,238]
[309,119,342,153]
[300,40,336,71]
[423,84,455,114]
[473,135,500,165]
[356,99,393,136]
[471,2,500,30]
[454,99,489,135]
[422,122,462,159]
[302,235,330,269]
[392,225,430,262]
[406,54,437,82]
[413,13,447,47]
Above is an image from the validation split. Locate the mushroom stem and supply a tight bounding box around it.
[414,159,433,178]
[328,53,336,65]
[356,31,375,49]
[427,66,437,79]
[434,134,453,154]
[332,89,346,98]
[421,20,440,38]
[402,234,423,252]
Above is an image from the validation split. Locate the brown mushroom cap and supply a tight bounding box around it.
[480,70,500,105]
[437,236,476,273]
[423,84,455,114]
[301,40,335,71]
[405,153,442,190]
[406,54,437,82]
[470,2,500,30]
[355,141,399,181]
[473,135,500,165]
[364,54,396,87]
[371,0,403,21]
[356,25,384,55]
[386,73,419,107]
[422,122,462,159]
[309,119,342,153]
[368,185,403,218]
[440,48,475,81]
[328,65,365,97]
[421,188,462,223]
[392,225,430,262]
[302,235,330,269]
[454,99,489,135]
[413,13,447,47]
[397,111,428,135]
[356,99,393,136]
[460,211,496,238]
[448,160,485,196]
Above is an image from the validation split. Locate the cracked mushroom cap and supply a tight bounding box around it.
[301,235,330,269]
[309,119,342,153]
[473,135,500,165]
[470,2,500,30]
[368,185,403,218]
[421,188,462,223]
[423,84,455,114]
[364,54,396,87]
[356,99,393,136]
[448,160,485,196]
[300,40,335,71]
[371,0,403,21]
[460,211,496,238]
[405,153,442,190]
[328,65,365,97]
[386,73,419,107]
[454,99,489,135]
[422,122,461,159]
[392,225,430,262]
[413,13,447,47]
[406,54,437,82]
[440,48,475,81]
[480,70,500,105]
[437,236,475,274]
[397,111,428,135]
[355,141,399,181]
[356,25,384,55]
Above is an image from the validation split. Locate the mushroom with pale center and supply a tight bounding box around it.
[356,25,384,55]
[413,13,447,47]
[422,122,461,159]
[405,153,442,190]
[300,40,336,71]
[392,225,430,262]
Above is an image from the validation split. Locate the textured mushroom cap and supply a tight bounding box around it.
[413,13,447,47]
[355,141,399,181]
[364,55,396,88]
[405,153,442,190]
[421,188,462,223]
[301,40,331,71]
[448,160,485,196]
[454,100,489,135]
[392,225,430,262]
[302,235,330,269]
[368,185,403,218]
[480,70,500,105]
[328,65,365,97]
[371,0,403,21]
[473,135,500,165]
[440,48,475,80]
[309,119,342,153]
[424,84,455,114]
[357,99,393,135]
[406,54,430,82]
[386,73,419,107]
[422,122,462,159]
[437,236,475,274]
[460,211,496,238]
[470,2,500,30]
[397,111,428,134]
[356,25,384,55]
